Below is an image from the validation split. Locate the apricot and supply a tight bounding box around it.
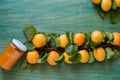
[73,33,85,46]
[94,47,106,62]
[63,52,72,64]
[59,34,69,48]
[92,0,101,4]
[112,32,120,46]
[32,33,46,48]
[27,50,40,64]
[116,0,120,7]
[91,30,103,43]
[101,0,112,12]
[78,50,89,63]
[47,51,60,66]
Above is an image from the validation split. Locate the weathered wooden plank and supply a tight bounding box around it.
[0,0,120,80]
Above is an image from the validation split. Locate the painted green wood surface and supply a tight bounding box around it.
[0,0,120,80]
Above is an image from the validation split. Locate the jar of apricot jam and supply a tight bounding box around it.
[0,39,27,70]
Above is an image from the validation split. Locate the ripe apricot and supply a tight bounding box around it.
[101,0,112,12]
[32,33,46,48]
[73,33,85,46]
[116,0,120,7]
[94,47,106,62]
[47,51,60,66]
[27,50,40,64]
[63,52,72,64]
[59,34,69,48]
[92,0,101,4]
[112,32,120,46]
[78,50,89,63]
[91,30,103,43]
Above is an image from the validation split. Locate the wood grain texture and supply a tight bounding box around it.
[0,0,120,80]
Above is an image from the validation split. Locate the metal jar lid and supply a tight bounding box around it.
[12,39,27,52]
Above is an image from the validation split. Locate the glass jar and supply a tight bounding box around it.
[0,39,27,70]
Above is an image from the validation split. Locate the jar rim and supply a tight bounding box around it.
[12,39,27,52]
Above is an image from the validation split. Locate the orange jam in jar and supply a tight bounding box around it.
[0,39,27,70]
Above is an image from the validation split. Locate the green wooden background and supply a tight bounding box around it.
[0,0,120,80]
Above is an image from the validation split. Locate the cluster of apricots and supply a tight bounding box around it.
[92,0,120,12]
[24,27,120,66]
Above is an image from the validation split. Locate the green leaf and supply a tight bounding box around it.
[94,5,105,19]
[111,49,120,60]
[28,64,38,72]
[54,54,64,64]
[23,25,36,41]
[55,38,60,47]
[88,51,95,63]
[105,47,114,60]
[19,52,28,69]
[69,52,80,64]
[49,33,59,47]
[42,32,51,43]
[37,53,48,64]
[25,42,35,50]
[66,32,74,44]
[110,9,120,24]
[90,41,100,49]
[104,32,114,42]
[112,0,117,10]
[84,32,91,46]
[20,58,27,69]
[65,44,78,56]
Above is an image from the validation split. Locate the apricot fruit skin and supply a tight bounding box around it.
[101,0,112,12]
[92,0,101,4]
[63,52,72,64]
[32,33,46,48]
[94,47,106,62]
[27,50,40,64]
[91,30,103,43]
[47,51,60,66]
[112,32,120,46]
[78,50,89,63]
[59,34,69,48]
[116,0,120,7]
[73,33,85,46]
